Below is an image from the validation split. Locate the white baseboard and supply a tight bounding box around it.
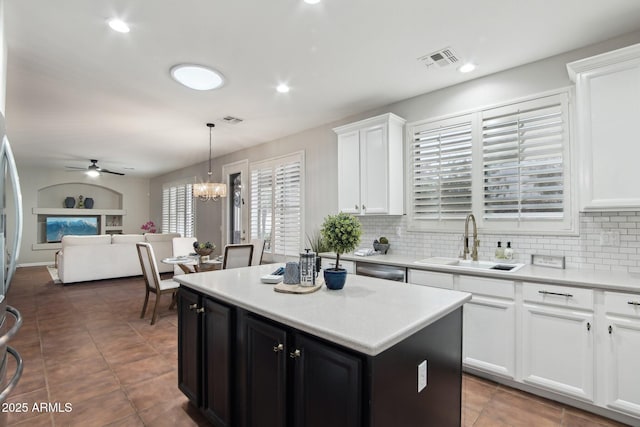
[18,261,53,267]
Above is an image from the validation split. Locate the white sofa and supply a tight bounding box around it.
[57,233,180,284]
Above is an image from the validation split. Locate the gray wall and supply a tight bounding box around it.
[150,30,640,254]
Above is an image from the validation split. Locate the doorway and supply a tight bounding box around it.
[221,160,249,248]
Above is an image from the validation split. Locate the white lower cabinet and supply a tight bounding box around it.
[459,276,515,379]
[407,269,454,289]
[602,291,640,417]
[521,282,594,402]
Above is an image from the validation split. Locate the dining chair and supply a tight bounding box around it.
[172,237,197,275]
[136,242,180,325]
[250,238,265,266]
[222,244,254,269]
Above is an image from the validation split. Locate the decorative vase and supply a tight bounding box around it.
[84,197,94,209]
[324,268,347,290]
[64,197,75,208]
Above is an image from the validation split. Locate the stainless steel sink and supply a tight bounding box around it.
[414,257,525,272]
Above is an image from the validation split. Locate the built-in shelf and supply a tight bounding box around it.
[32,208,126,215]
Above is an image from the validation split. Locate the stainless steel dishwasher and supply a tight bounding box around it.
[355,261,406,282]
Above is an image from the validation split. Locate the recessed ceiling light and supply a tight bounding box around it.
[304,0,321,4]
[108,19,130,33]
[276,83,290,93]
[458,63,476,73]
[170,64,225,91]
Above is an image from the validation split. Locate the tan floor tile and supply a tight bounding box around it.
[48,368,121,405]
[113,354,173,386]
[138,397,210,427]
[102,342,160,366]
[479,388,563,427]
[562,408,632,427]
[53,389,136,426]
[124,371,182,412]
[7,412,54,426]
[103,413,146,426]
[45,352,111,385]
[5,388,50,425]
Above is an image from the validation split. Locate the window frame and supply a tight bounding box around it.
[405,89,576,235]
[249,151,305,261]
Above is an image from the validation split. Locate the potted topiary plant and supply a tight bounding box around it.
[320,212,362,290]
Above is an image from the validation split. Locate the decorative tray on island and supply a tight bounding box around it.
[273,279,324,294]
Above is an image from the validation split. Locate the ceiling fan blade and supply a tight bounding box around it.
[65,166,87,170]
[100,169,125,176]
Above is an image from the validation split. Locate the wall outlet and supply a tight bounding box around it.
[417,360,427,392]
[600,231,620,247]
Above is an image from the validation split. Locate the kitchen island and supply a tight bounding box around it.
[175,263,471,427]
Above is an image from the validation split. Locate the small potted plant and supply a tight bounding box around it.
[193,241,216,257]
[321,212,362,290]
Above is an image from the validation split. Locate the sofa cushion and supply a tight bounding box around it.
[62,235,112,247]
[112,234,144,244]
[144,233,181,243]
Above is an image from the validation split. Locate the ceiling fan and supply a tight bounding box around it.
[65,159,125,176]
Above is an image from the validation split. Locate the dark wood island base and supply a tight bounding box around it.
[178,286,463,427]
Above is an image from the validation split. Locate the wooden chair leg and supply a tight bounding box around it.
[140,289,150,319]
[169,291,177,310]
[151,293,161,325]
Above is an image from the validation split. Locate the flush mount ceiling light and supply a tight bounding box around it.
[193,123,227,201]
[170,64,225,91]
[458,63,476,73]
[276,83,290,93]
[108,19,130,33]
[304,0,321,4]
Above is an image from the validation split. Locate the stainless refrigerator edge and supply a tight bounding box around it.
[0,111,24,425]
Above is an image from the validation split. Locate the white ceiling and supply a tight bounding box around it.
[6,0,640,177]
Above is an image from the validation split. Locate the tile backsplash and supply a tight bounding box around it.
[358,212,640,273]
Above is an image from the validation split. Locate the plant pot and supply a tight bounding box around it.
[195,248,213,257]
[324,268,347,290]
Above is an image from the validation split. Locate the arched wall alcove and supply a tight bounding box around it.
[37,183,123,209]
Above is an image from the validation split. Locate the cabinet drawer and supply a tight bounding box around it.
[604,291,640,318]
[321,258,355,274]
[407,269,453,290]
[523,282,593,310]
[459,276,514,299]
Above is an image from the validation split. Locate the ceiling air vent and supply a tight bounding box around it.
[222,116,244,124]
[417,47,460,68]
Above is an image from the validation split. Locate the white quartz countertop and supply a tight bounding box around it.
[321,253,640,293]
[175,264,471,356]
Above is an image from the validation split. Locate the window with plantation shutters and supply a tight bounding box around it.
[161,180,195,237]
[250,152,304,259]
[406,90,573,234]
[482,94,568,222]
[410,116,473,222]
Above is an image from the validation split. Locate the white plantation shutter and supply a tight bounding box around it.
[410,116,473,221]
[274,162,302,256]
[161,180,195,237]
[482,94,568,221]
[250,167,273,252]
[250,152,304,258]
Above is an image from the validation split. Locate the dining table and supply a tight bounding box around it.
[161,255,222,274]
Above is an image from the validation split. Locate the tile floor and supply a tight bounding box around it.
[1,266,632,426]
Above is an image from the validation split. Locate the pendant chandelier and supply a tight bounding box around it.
[193,123,227,201]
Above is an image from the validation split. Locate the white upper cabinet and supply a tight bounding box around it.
[333,113,406,215]
[567,43,640,211]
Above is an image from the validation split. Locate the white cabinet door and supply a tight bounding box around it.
[333,113,405,216]
[463,295,515,379]
[360,123,388,214]
[522,303,594,401]
[406,269,454,289]
[567,43,640,210]
[603,316,640,417]
[337,130,361,214]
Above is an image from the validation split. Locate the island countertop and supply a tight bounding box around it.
[174,263,471,356]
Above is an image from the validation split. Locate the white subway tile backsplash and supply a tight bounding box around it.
[357,211,640,273]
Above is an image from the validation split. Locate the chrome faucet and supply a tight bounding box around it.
[462,214,479,261]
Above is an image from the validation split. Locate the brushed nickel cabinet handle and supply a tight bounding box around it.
[628,301,640,306]
[587,322,591,331]
[196,307,205,313]
[189,303,198,310]
[355,204,358,210]
[608,325,613,334]
[273,343,284,353]
[289,349,301,359]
